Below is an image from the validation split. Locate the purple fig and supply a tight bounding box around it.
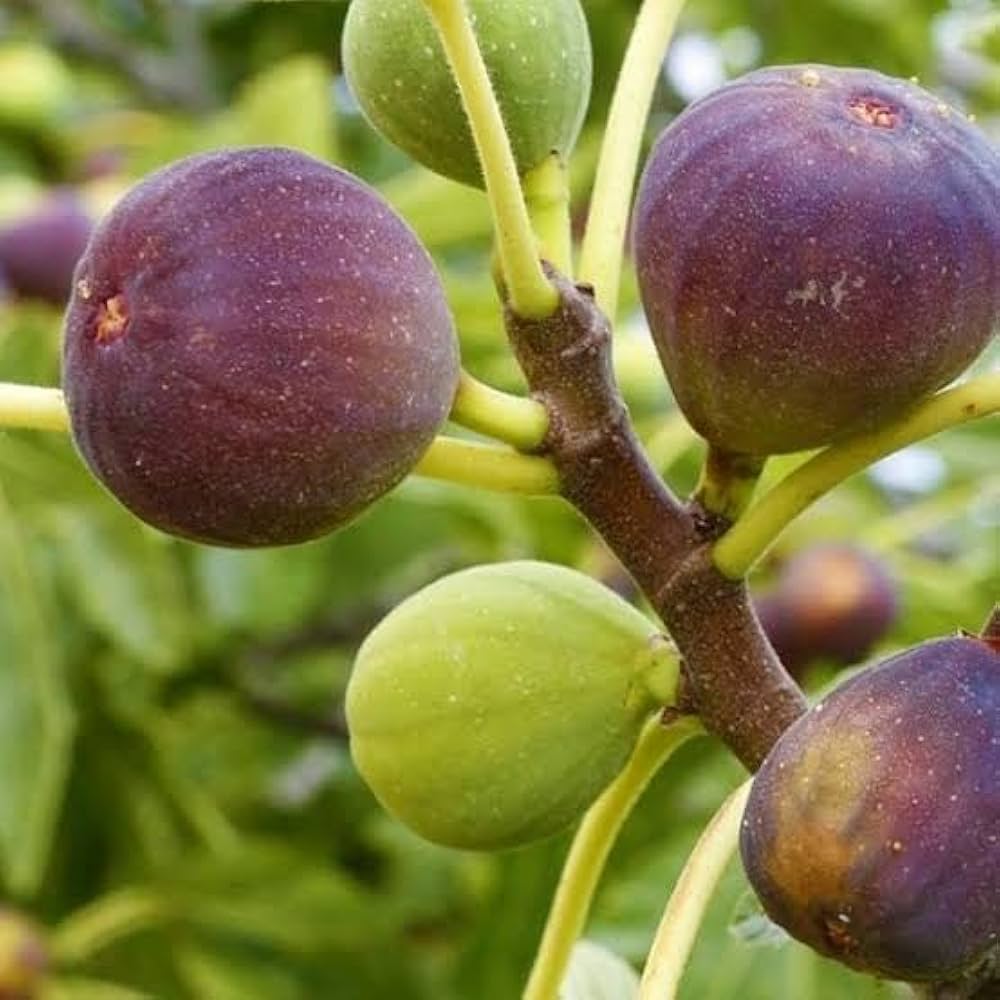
[756,543,899,674]
[0,192,93,306]
[741,628,1000,983]
[633,65,1000,456]
[63,147,459,547]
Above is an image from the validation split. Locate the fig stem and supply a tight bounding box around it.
[637,779,752,999]
[578,0,688,319]
[693,446,765,523]
[713,372,1000,580]
[983,605,1000,643]
[0,383,69,433]
[450,371,550,451]
[522,154,573,277]
[523,714,704,1000]
[419,0,559,320]
[414,436,559,495]
[50,888,172,965]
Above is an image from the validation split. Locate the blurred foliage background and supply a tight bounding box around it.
[0,0,996,997]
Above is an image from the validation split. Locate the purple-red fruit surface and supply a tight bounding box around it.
[63,147,459,547]
[633,65,1000,456]
[741,631,1000,982]
[755,543,899,674]
[0,192,93,306]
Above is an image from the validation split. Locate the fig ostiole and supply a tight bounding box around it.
[346,560,679,851]
[633,64,1000,457]
[342,0,592,189]
[62,146,459,548]
[741,629,1000,985]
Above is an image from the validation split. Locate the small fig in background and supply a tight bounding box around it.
[741,625,1000,984]
[342,0,592,188]
[63,147,459,547]
[755,543,899,675]
[0,908,47,999]
[633,65,1000,456]
[0,192,93,306]
[347,561,677,851]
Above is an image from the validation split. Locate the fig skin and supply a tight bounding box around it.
[0,192,93,306]
[347,561,671,851]
[741,633,1000,982]
[0,908,47,1000]
[63,147,459,547]
[633,64,1000,456]
[755,543,899,675]
[342,0,591,189]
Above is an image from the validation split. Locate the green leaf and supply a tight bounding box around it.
[0,482,75,895]
[231,56,339,161]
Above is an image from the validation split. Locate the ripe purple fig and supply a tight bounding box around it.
[741,625,1000,984]
[63,147,459,546]
[633,65,1000,456]
[0,192,93,306]
[755,543,899,675]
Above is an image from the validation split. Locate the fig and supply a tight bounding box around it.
[0,908,47,1000]
[633,65,1000,456]
[342,0,591,188]
[741,628,1000,983]
[755,543,899,675]
[0,192,93,306]
[346,561,676,851]
[63,147,459,547]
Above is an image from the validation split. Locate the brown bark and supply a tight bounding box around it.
[505,271,806,770]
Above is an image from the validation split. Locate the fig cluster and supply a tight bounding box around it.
[342,0,591,188]
[755,543,899,676]
[62,146,459,547]
[633,65,1000,457]
[0,193,93,306]
[741,626,1000,985]
[347,561,675,850]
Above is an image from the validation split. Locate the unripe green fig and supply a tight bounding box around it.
[342,0,592,188]
[634,64,1000,456]
[346,561,676,851]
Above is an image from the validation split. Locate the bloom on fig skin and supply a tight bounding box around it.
[347,561,676,851]
[342,0,592,188]
[633,64,1000,456]
[62,147,459,547]
[755,543,899,675]
[741,632,1000,983]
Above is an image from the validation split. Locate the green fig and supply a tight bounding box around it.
[342,0,592,188]
[346,561,676,851]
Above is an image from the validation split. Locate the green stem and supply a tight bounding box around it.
[415,436,558,494]
[578,0,687,318]
[713,373,1000,580]
[693,446,765,523]
[637,780,752,999]
[420,0,558,319]
[523,714,704,1000]
[50,888,172,965]
[0,382,69,432]
[522,154,573,276]
[450,371,549,450]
